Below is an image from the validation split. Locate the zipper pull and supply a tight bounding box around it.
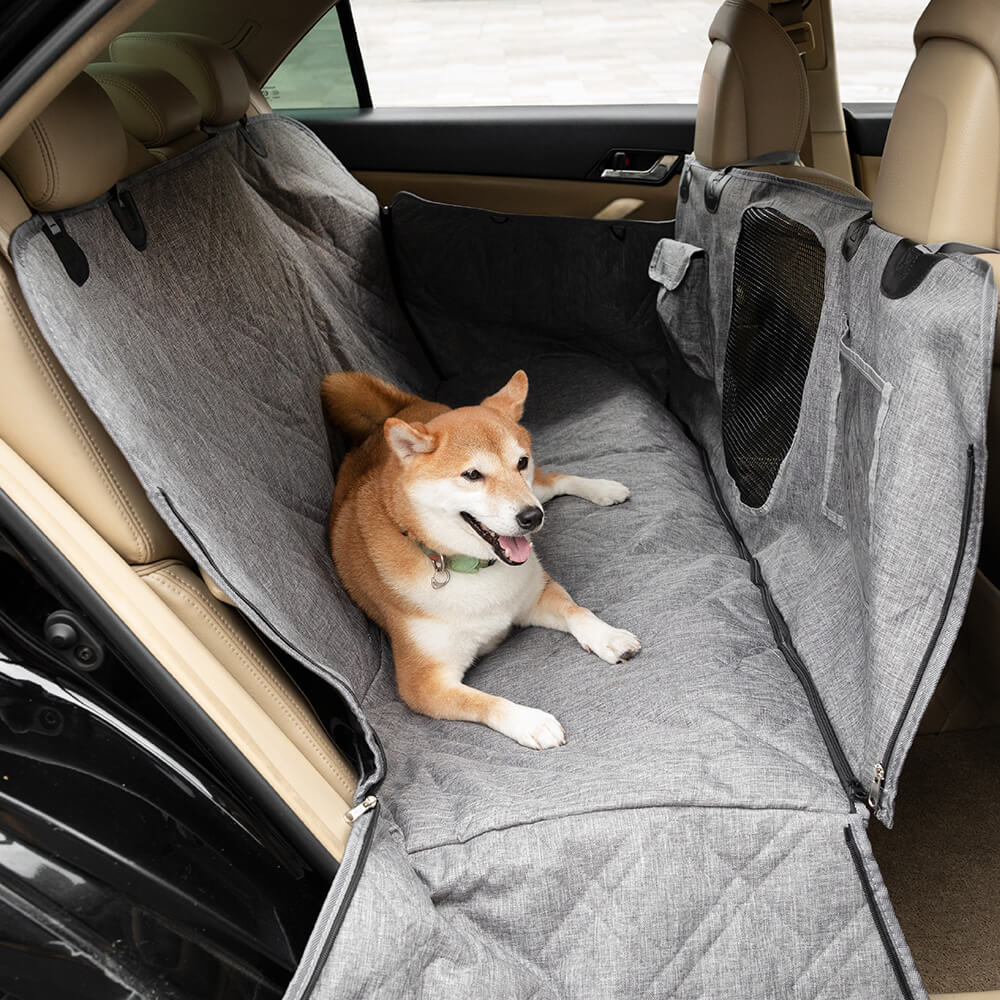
[867,762,885,810]
[345,794,378,825]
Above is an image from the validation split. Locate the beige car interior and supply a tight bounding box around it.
[0,33,357,865]
[0,0,996,993]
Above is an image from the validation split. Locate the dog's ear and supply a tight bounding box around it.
[481,370,528,422]
[385,418,436,459]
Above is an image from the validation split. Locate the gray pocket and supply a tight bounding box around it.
[648,238,713,380]
[823,325,894,600]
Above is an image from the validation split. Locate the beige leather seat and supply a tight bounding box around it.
[0,71,356,860]
[86,62,207,164]
[693,0,864,198]
[869,0,1000,734]
[108,31,257,127]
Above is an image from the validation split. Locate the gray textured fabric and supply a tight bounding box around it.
[388,194,674,398]
[661,161,994,825]
[10,115,978,998]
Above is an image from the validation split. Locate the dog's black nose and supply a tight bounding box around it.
[516,506,544,531]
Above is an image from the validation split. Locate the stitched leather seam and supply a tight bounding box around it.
[123,34,227,122]
[2,273,153,558]
[92,73,168,144]
[153,566,356,797]
[29,120,57,208]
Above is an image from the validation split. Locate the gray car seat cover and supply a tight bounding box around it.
[10,117,993,998]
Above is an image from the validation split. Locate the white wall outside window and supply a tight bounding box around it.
[269,0,931,110]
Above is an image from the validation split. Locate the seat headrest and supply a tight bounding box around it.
[693,0,808,168]
[1,73,127,212]
[86,63,201,147]
[873,0,1000,247]
[109,33,250,126]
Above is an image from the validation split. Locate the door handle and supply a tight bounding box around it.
[601,154,682,186]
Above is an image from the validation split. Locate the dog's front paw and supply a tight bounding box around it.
[585,478,630,506]
[590,625,641,664]
[494,703,566,750]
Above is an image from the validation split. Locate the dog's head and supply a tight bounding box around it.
[386,371,543,565]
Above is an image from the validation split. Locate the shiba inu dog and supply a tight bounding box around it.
[322,370,640,749]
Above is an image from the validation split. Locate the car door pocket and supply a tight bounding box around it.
[823,325,894,599]
[649,238,713,380]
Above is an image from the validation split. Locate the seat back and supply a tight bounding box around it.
[694,0,809,169]
[871,0,1000,734]
[692,0,864,198]
[873,0,1000,249]
[0,65,357,859]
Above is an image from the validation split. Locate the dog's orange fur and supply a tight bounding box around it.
[323,370,640,748]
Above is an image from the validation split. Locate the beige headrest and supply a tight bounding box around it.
[873,0,1000,247]
[1,74,127,212]
[109,33,250,126]
[693,0,808,168]
[86,63,201,147]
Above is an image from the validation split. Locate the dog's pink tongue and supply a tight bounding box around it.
[500,535,531,564]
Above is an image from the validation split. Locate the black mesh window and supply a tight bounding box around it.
[722,207,826,508]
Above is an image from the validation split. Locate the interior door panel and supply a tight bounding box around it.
[291,105,695,218]
[291,103,896,217]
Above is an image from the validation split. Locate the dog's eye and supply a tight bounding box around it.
[517,456,529,471]
[462,469,482,481]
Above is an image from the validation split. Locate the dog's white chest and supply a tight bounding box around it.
[402,553,545,663]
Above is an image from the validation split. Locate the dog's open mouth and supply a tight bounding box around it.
[460,512,532,566]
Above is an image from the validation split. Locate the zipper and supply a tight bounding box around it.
[699,449,866,804]
[844,827,915,1000]
[345,794,378,825]
[867,763,884,810]
[299,796,380,997]
[871,445,976,812]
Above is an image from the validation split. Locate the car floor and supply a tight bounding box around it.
[870,726,1000,994]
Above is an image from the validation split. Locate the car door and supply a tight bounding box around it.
[263,1,702,220]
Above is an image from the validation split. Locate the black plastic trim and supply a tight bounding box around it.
[336,0,372,109]
[880,445,976,792]
[844,827,915,1000]
[0,485,339,881]
[0,0,119,120]
[699,448,864,805]
[287,105,696,179]
[843,104,895,158]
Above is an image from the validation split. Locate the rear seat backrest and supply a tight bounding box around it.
[0,76,182,564]
[86,63,205,162]
[109,32,250,127]
[0,71,357,836]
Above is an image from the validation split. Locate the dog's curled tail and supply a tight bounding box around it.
[321,371,421,443]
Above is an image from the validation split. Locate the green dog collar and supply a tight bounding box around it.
[416,540,495,574]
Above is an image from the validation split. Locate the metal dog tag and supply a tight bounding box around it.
[430,555,451,589]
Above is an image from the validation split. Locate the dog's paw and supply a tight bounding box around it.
[494,703,566,750]
[589,624,642,664]
[584,478,630,506]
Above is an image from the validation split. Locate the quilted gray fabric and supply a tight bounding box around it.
[11,115,990,998]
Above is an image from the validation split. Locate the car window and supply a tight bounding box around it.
[833,0,927,102]
[263,7,359,109]
[267,0,930,111]
[351,0,713,106]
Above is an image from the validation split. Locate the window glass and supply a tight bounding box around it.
[833,0,927,102]
[263,8,358,109]
[351,0,715,106]
[267,1,930,111]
